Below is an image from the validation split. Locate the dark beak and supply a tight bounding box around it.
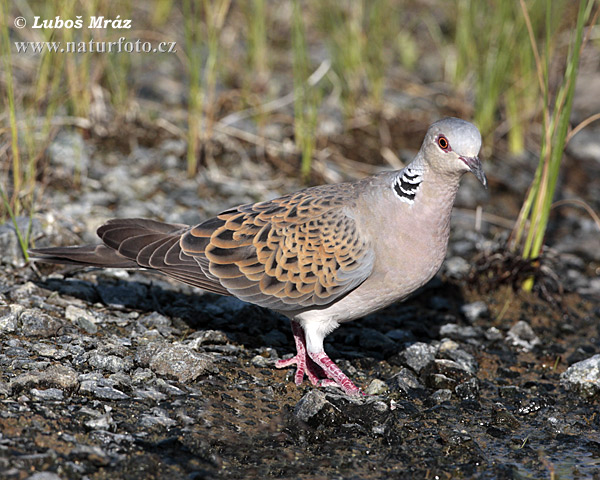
[460,156,487,189]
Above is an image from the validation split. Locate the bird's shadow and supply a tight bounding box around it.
[33,267,468,362]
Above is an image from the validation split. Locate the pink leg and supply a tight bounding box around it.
[308,351,361,395]
[276,321,324,386]
[276,321,362,395]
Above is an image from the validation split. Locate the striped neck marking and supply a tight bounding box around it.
[393,167,423,204]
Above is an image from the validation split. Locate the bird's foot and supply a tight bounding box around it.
[276,353,360,395]
[276,354,326,387]
[276,319,362,395]
[307,351,362,395]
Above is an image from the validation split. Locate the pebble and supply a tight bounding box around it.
[80,380,130,400]
[294,390,331,423]
[506,321,541,351]
[439,323,483,341]
[560,354,600,398]
[427,389,452,405]
[10,365,79,394]
[397,342,436,373]
[365,379,388,395]
[460,301,489,323]
[19,310,64,338]
[88,352,134,373]
[387,368,423,394]
[136,343,215,382]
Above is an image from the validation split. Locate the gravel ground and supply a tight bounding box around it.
[1,98,600,479]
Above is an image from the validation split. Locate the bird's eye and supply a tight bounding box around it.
[437,135,450,151]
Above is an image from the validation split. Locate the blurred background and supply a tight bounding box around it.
[1,0,599,278]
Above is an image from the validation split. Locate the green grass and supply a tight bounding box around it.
[453,0,560,153]
[510,0,597,290]
[292,0,320,181]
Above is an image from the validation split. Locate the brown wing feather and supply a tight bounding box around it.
[181,182,374,312]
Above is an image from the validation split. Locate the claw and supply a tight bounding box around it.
[277,321,361,395]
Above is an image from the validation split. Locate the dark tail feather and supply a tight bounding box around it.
[28,244,138,268]
[29,218,232,296]
[29,218,188,268]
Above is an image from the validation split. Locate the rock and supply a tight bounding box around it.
[0,304,21,332]
[439,323,483,341]
[294,390,336,424]
[491,403,521,429]
[387,368,423,394]
[438,339,478,374]
[136,343,215,383]
[427,389,452,405]
[65,305,99,334]
[460,301,489,323]
[444,256,471,278]
[560,354,600,398]
[10,365,79,394]
[80,380,129,401]
[27,473,64,480]
[485,327,503,342]
[455,378,480,400]
[397,342,436,373]
[365,379,388,395]
[30,387,64,401]
[19,310,64,337]
[506,321,541,352]
[88,352,134,373]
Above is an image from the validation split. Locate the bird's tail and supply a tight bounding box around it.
[29,218,189,269]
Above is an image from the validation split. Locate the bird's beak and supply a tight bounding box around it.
[460,156,487,189]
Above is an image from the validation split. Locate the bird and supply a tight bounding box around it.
[29,117,486,395]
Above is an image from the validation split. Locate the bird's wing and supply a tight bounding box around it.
[181,183,375,311]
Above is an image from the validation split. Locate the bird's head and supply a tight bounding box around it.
[421,117,486,188]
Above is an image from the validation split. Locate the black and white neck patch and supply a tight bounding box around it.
[392,167,423,204]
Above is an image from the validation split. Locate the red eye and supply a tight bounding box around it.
[437,135,450,151]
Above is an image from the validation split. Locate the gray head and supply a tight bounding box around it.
[420,117,486,188]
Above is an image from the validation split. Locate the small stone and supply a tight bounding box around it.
[438,339,478,374]
[491,402,521,429]
[0,305,21,332]
[80,380,129,400]
[506,321,541,352]
[20,310,63,337]
[137,343,215,383]
[26,473,63,480]
[84,413,114,430]
[88,352,134,373]
[251,355,270,368]
[365,379,388,395]
[485,327,503,342]
[398,342,436,373]
[31,343,70,360]
[460,301,489,323]
[65,305,99,334]
[10,364,79,393]
[560,354,600,398]
[444,256,470,278]
[455,378,480,400]
[190,329,230,346]
[428,389,452,405]
[30,387,64,401]
[139,408,177,428]
[439,323,483,341]
[294,390,330,423]
[387,368,423,394]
